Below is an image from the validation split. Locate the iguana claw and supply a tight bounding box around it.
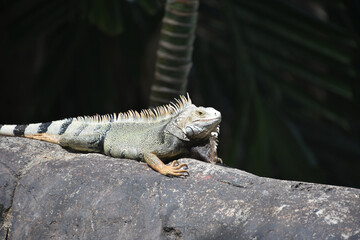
[166,160,189,177]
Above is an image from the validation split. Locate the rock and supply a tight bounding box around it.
[0,136,359,240]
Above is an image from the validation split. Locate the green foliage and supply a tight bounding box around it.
[83,0,124,35]
[194,0,359,186]
[1,0,164,121]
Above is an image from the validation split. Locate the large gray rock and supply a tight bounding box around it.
[0,136,359,240]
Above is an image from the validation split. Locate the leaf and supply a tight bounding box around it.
[136,0,163,15]
[86,0,124,35]
[196,0,359,186]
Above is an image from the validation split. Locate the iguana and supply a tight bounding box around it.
[0,95,221,176]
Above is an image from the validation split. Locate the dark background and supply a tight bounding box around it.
[1,0,359,188]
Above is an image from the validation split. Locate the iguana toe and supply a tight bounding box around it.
[163,161,189,176]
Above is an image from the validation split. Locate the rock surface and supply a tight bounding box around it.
[0,136,359,240]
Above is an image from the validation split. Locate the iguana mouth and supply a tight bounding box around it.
[193,117,221,122]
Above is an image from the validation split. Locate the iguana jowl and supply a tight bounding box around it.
[0,95,221,176]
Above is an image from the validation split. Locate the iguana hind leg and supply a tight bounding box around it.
[144,153,188,177]
[58,133,103,152]
[25,133,60,144]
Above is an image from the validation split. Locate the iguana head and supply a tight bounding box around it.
[170,104,221,141]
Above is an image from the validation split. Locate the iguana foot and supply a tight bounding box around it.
[209,156,223,164]
[144,153,189,177]
[158,160,189,177]
[152,160,189,177]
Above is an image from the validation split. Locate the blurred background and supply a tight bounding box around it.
[0,0,359,188]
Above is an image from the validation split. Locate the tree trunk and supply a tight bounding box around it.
[150,0,199,106]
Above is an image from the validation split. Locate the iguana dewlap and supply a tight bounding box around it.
[0,95,221,176]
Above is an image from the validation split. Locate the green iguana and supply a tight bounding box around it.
[0,95,221,176]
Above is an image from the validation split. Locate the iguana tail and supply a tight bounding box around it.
[0,119,73,143]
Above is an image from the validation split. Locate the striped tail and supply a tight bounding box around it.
[0,119,73,143]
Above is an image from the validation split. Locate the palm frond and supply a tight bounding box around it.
[195,0,359,186]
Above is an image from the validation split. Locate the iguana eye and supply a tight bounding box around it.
[196,110,205,116]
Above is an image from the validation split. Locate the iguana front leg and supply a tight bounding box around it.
[189,132,222,164]
[209,132,222,164]
[144,153,188,177]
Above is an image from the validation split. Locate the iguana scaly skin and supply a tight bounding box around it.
[0,95,221,176]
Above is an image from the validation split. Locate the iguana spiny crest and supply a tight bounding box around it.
[0,95,221,176]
